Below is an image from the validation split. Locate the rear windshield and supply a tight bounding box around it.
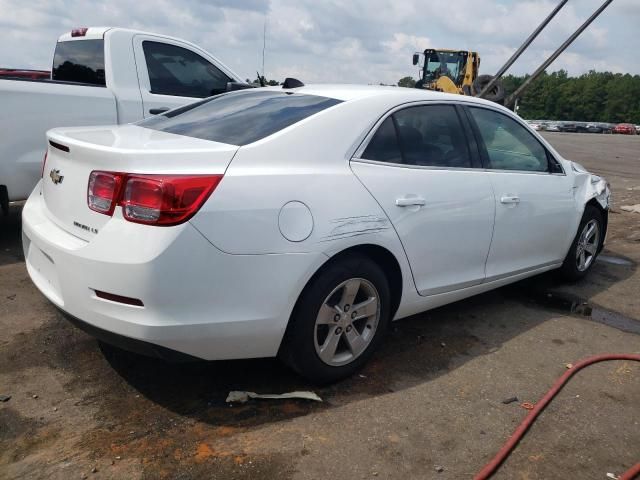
[139,90,343,146]
[52,39,106,86]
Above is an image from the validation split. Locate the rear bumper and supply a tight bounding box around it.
[22,184,327,360]
[59,309,199,362]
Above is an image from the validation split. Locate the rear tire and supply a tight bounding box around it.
[280,254,391,384]
[559,205,603,281]
[472,74,505,104]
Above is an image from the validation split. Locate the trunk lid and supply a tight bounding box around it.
[43,124,238,241]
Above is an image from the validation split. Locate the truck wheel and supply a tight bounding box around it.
[0,186,8,216]
[473,75,505,104]
[280,254,391,384]
[559,205,603,281]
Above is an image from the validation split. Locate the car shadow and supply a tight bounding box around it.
[2,204,637,432]
[99,252,637,429]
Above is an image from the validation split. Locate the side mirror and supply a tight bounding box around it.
[226,82,254,92]
[412,53,420,66]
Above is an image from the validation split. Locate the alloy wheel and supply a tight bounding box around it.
[576,219,599,272]
[314,278,380,366]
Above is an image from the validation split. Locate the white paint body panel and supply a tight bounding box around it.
[22,85,609,361]
[0,27,241,202]
[350,161,495,295]
[0,80,117,201]
[484,171,576,279]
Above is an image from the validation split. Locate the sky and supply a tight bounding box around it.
[1,0,638,85]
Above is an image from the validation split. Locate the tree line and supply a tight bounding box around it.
[397,71,640,124]
[502,71,640,123]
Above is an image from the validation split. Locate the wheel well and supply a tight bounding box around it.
[317,244,403,318]
[586,198,608,252]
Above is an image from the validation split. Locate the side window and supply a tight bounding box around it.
[394,105,472,168]
[142,41,231,98]
[361,105,472,168]
[469,107,550,172]
[361,117,403,164]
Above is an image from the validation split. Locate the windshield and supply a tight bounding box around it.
[139,90,343,146]
[423,51,466,84]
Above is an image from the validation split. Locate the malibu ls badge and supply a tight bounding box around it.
[49,169,64,185]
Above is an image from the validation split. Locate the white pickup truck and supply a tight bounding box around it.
[0,27,247,211]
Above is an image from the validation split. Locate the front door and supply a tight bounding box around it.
[465,106,576,280]
[133,36,234,117]
[351,103,495,296]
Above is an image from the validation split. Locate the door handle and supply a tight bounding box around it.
[149,108,169,115]
[500,195,521,204]
[396,196,426,207]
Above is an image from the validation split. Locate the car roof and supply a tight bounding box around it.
[262,83,502,107]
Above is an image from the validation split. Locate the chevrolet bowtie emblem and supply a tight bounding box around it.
[49,169,64,185]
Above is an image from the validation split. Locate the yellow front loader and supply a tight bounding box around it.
[412,49,505,104]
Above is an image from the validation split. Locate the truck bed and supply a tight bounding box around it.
[0,78,117,202]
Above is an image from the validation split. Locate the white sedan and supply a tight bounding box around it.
[22,84,610,383]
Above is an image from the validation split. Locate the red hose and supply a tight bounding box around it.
[620,463,640,480]
[474,354,640,480]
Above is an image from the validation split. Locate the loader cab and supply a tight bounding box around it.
[421,49,467,85]
[414,49,480,92]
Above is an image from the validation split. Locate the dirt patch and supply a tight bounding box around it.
[2,134,640,479]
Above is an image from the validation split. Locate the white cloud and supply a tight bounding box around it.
[383,33,431,55]
[0,0,635,85]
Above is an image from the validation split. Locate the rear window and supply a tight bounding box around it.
[139,90,343,146]
[52,40,106,86]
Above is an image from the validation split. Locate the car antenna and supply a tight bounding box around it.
[282,78,304,89]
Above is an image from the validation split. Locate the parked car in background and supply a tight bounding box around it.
[560,122,577,133]
[22,85,610,383]
[529,122,547,131]
[546,123,561,132]
[0,26,247,213]
[585,123,603,134]
[598,123,614,134]
[613,123,637,135]
[635,125,640,134]
[576,122,590,133]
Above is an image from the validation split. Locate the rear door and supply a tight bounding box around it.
[351,103,495,296]
[465,105,576,280]
[132,35,236,117]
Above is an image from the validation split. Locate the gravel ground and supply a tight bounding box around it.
[1,132,639,480]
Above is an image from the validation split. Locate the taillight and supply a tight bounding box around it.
[88,171,124,216]
[87,171,222,226]
[41,152,47,178]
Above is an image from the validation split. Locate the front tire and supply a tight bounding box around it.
[280,254,391,384]
[559,205,603,281]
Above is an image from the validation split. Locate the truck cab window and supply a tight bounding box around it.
[52,40,106,86]
[142,41,231,98]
